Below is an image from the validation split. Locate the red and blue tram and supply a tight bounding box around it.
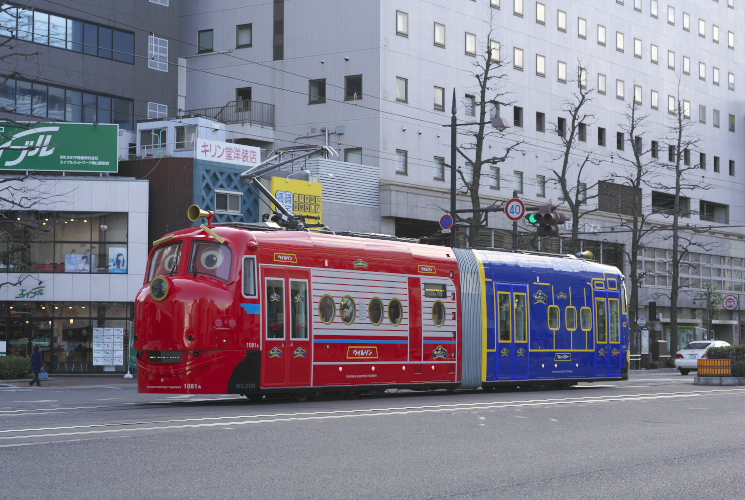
[134,207,630,398]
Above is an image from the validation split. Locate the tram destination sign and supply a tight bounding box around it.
[0,123,118,172]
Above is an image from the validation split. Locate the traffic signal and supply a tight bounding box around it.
[525,205,570,236]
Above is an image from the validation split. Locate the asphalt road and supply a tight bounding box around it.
[2,372,743,499]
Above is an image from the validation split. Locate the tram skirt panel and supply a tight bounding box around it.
[454,248,483,390]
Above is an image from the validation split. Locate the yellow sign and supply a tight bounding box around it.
[271,177,323,226]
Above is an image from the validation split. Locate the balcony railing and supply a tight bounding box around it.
[181,100,275,128]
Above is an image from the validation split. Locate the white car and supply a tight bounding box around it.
[674,340,731,375]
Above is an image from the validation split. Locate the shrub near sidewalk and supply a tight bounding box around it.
[706,345,745,361]
[0,356,32,380]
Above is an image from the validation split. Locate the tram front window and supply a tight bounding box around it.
[148,242,182,281]
[189,242,232,281]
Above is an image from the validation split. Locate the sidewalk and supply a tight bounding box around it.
[0,374,138,388]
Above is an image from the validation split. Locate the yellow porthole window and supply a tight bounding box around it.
[432,301,446,326]
[369,297,384,325]
[389,298,403,326]
[340,296,356,325]
[318,295,335,324]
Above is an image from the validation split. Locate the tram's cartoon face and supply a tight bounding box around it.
[189,242,233,281]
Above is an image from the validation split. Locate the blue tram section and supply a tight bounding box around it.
[455,248,629,389]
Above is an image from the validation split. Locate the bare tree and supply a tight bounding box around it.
[696,283,723,341]
[453,25,523,248]
[549,64,599,254]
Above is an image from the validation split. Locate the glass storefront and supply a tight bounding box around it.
[0,301,132,373]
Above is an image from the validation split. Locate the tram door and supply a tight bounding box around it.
[593,285,622,377]
[494,283,529,380]
[262,267,312,388]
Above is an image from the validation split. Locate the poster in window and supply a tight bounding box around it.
[109,247,127,273]
[65,253,91,272]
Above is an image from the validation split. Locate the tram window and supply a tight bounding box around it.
[498,292,511,341]
[290,281,308,339]
[266,279,285,339]
[580,307,592,330]
[424,283,447,298]
[369,298,383,325]
[340,296,356,325]
[514,293,527,342]
[189,242,232,281]
[596,299,608,343]
[319,295,336,324]
[548,305,560,330]
[609,299,620,342]
[432,301,446,326]
[242,256,257,298]
[622,284,628,314]
[147,242,181,281]
[566,306,578,331]
[389,298,403,326]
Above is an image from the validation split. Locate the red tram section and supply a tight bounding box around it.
[134,216,462,397]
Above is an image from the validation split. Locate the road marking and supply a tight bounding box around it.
[12,400,58,403]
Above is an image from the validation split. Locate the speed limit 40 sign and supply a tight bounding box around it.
[505,198,526,221]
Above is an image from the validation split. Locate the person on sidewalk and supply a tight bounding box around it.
[29,346,43,387]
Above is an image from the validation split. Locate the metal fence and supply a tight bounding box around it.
[182,100,275,128]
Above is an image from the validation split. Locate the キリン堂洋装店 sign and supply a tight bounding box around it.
[0,123,118,172]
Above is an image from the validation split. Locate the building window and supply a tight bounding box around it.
[198,29,213,53]
[683,56,690,75]
[514,106,523,127]
[700,152,706,169]
[537,175,546,197]
[700,62,706,80]
[668,95,676,114]
[434,22,446,47]
[536,112,545,132]
[578,123,587,142]
[651,44,658,63]
[536,2,546,24]
[668,144,675,163]
[492,0,501,7]
[536,54,546,76]
[490,166,500,189]
[434,156,445,180]
[729,31,734,49]
[714,67,720,85]
[634,38,642,58]
[699,19,706,37]
[309,79,326,104]
[147,102,167,119]
[578,18,587,38]
[396,11,408,36]
[684,148,690,166]
[714,109,720,128]
[558,61,567,82]
[634,85,642,104]
[557,117,566,137]
[465,94,475,116]
[465,32,476,55]
[598,73,606,94]
[148,35,168,72]
[634,136,642,155]
[490,40,500,61]
[345,148,362,164]
[616,79,624,100]
[345,75,363,101]
[729,0,734,9]
[616,132,624,150]
[651,0,658,18]
[598,127,606,146]
[150,0,169,5]
[434,86,445,111]
[579,68,587,89]
[598,25,606,45]
[395,150,407,174]
[667,5,675,24]
[215,191,242,215]
[634,0,642,11]
[464,162,474,183]
[557,10,567,31]
[616,32,624,52]
[683,100,691,119]
[514,170,524,193]
[396,77,408,102]
[578,183,587,203]
[651,140,659,159]
[651,90,659,109]
[729,160,735,176]
[514,47,524,69]
[713,25,720,43]
[714,156,721,173]
[667,50,675,70]
[175,124,196,150]
[514,0,524,16]
[699,105,706,123]
[729,73,735,90]
[682,11,691,30]
[730,114,736,132]
[236,24,252,48]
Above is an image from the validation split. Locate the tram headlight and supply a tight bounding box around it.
[150,276,170,301]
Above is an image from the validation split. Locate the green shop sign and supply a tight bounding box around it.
[0,123,118,172]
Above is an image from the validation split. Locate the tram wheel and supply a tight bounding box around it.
[289,393,313,402]
[245,394,263,402]
[344,391,362,399]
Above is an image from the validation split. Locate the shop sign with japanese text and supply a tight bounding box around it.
[0,123,118,172]
[195,138,261,168]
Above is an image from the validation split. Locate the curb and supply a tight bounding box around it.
[694,376,745,386]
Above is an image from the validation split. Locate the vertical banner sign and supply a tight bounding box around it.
[0,123,118,172]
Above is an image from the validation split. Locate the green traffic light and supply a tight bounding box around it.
[525,213,541,224]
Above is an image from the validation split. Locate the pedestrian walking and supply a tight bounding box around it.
[29,346,44,387]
